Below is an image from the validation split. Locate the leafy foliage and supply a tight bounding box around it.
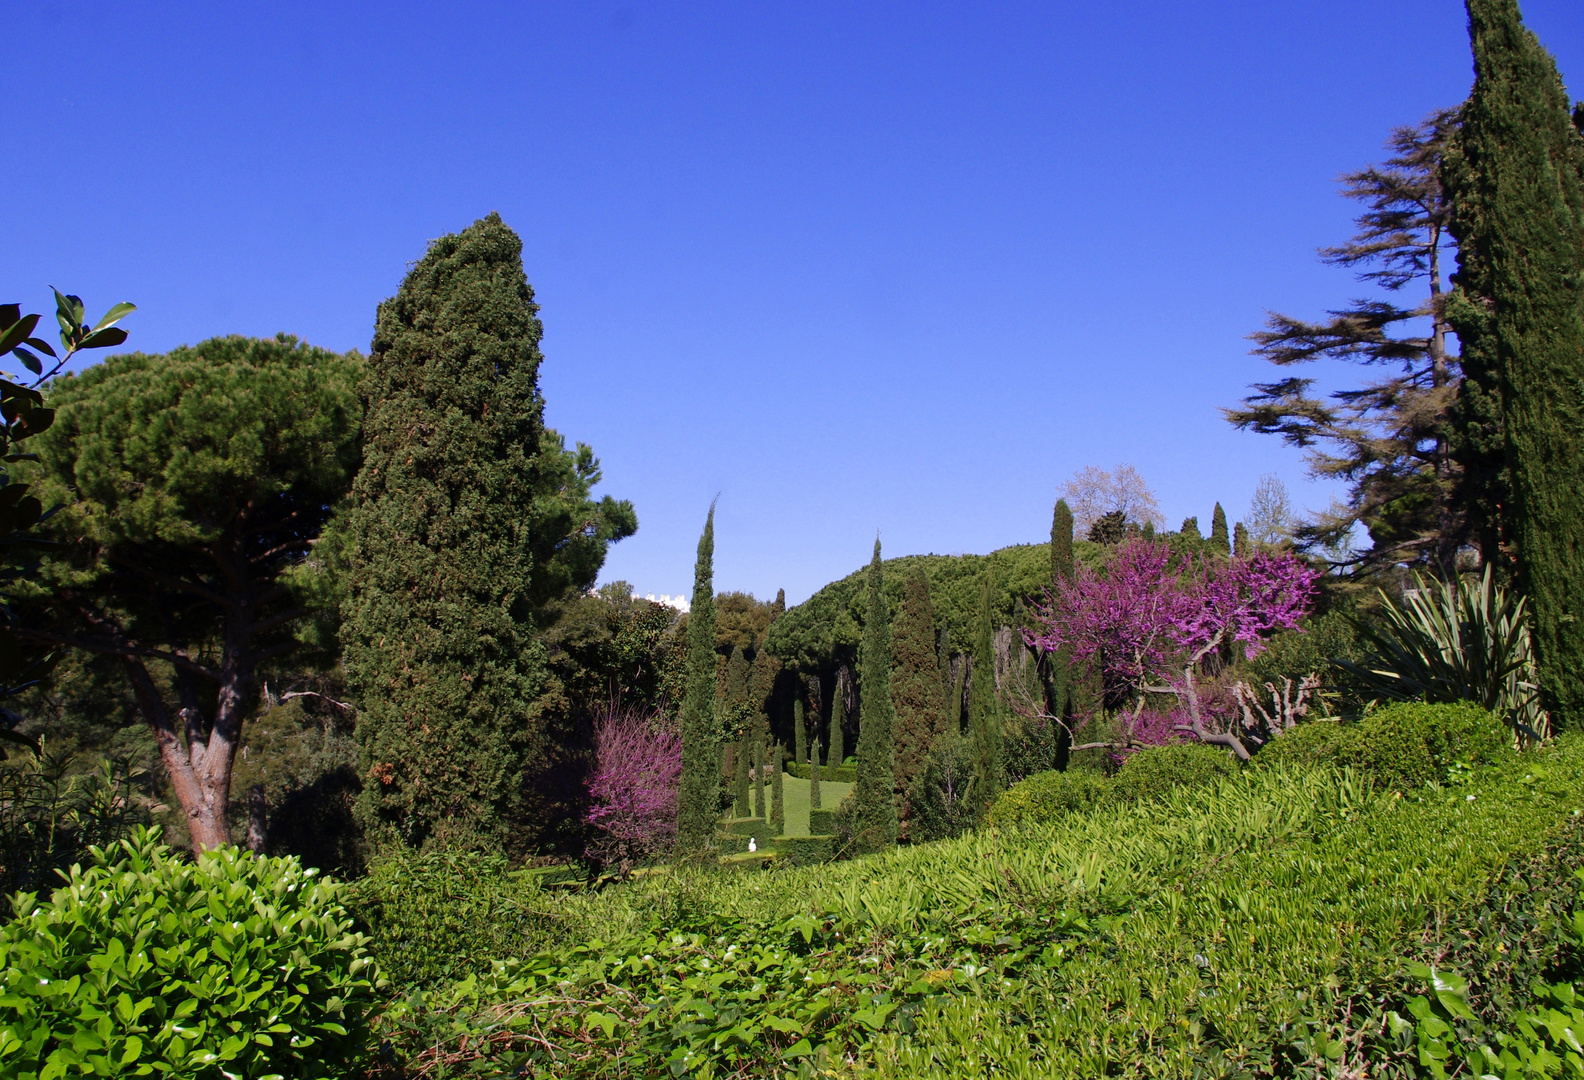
[1103,742,1238,805]
[1336,566,1546,738]
[0,827,376,1079]
[986,767,1107,829]
[892,568,948,824]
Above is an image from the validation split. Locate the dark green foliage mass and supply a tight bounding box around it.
[1445,0,1584,726]
[1257,701,1509,792]
[890,568,948,821]
[30,335,362,850]
[967,574,1004,814]
[1045,499,1076,764]
[676,506,720,854]
[341,214,634,852]
[829,676,847,768]
[1087,510,1127,545]
[1233,521,1251,557]
[793,696,807,766]
[853,540,898,852]
[987,767,1108,828]
[770,743,784,835]
[1209,503,1231,556]
[904,733,977,842]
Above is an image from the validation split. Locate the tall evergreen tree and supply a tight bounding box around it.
[793,695,807,765]
[1209,503,1231,555]
[854,539,898,852]
[1446,0,1584,725]
[829,670,847,767]
[967,573,1004,813]
[752,736,766,819]
[770,743,784,835]
[1229,111,1468,573]
[734,731,752,817]
[676,505,720,853]
[891,567,949,818]
[809,746,821,809]
[1234,521,1251,558]
[342,214,635,850]
[1180,516,1201,541]
[1046,499,1076,767]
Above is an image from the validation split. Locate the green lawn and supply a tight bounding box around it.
[777,768,850,836]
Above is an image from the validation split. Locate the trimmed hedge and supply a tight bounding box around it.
[988,768,1108,828]
[786,762,858,784]
[1104,741,1238,805]
[721,816,766,837]
[772,835,835,865]
[1258,701,1510,791]
[808,808,837,835]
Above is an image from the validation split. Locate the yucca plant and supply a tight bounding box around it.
[1335,565,1547,742]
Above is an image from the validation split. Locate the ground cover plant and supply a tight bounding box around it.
[356,721,1584,1078]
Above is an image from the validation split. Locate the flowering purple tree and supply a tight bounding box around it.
[1025,540,1318,760]
[584,703,682,873]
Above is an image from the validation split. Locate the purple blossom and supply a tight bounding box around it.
[584,704,681,870]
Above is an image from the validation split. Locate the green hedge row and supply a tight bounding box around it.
[785,761,857,784]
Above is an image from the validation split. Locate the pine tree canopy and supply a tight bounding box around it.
[30,334,363,850]
[1448,0,1584,725]
[341,213,634,852]
[854,538,898,852]
[891,567,949,819]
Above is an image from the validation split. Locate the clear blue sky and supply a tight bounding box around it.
[7,2,1580,604]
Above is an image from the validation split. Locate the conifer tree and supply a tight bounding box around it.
[734,731,752,817]
[1210,503,1231,555]
[854,539,898,852]
[891,567,948,814]
[1447,0,1584,724]
[1046,500,1076,751]
[676,505,720,853]
[342,214,636,850]
[1234,521,1251,557]
[830,671,847,767]
[770,743,785,834]
[967,573,1004,813]
[1180,516,1201,541]
[793,695,807,766]
[810,748,821,809]
[753,736,766,819]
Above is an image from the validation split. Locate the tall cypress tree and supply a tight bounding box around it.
[753,736,766,819]
[793,695,808,766]
[1233,521,1251,557]
[341,214,597,850]
[1046,499,1076,767]
[810,747,822,809]
[1209,502,1231,555]
[770,743,785,835]
[676,505,720,853]
[854,539,898,852]
[1447,0,1584,725]
[829,671,847,768]
[891,567,949,817]
[967,573,1004,813]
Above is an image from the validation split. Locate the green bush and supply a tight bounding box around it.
[988,768,1108,828]
[808,808,837,835]
[345,848,556,988]
[0,827,375,1079]
[1104,742,1238,805]
[1258,702,1509,792]
[772,835,834,865]
[785,761,857,784]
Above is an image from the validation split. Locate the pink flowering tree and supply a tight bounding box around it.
[584,703,682,873]
[1025,540,1318,760]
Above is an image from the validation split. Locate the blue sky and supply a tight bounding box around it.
[7,2,1581,603]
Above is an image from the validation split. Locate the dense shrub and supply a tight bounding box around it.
[1258,702,1509,792]
[988,768,1108,828]
[1104,741,1238,805]
[0,827,375,1079]
[367,741,1579,1077]
[906,734,978,843]
[345,848,557,988]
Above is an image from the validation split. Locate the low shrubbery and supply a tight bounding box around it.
[0,828,377,1079]
[987,767,1107,828]
[360,736,1584,1077]
[1104,741,1239,805]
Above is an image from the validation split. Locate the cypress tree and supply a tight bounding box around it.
[1447,0,1584,725]
[1234,521,1251,557]
[676,505,720,853]
[891,567,949,815]
[967,573,1004,814]
[1180,516,1201,541]
[793,695,807,765]
[770,743,785,835]
[340,214,549,850]
[854,539,899,852]
[810,747,821,809]
[830,672,847,768]
[753,736,766,819]
[1209,503,1231,555]
[1046,499,1076,768]
[734,730,752,817]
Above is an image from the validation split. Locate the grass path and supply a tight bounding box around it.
[777,770,851,837]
